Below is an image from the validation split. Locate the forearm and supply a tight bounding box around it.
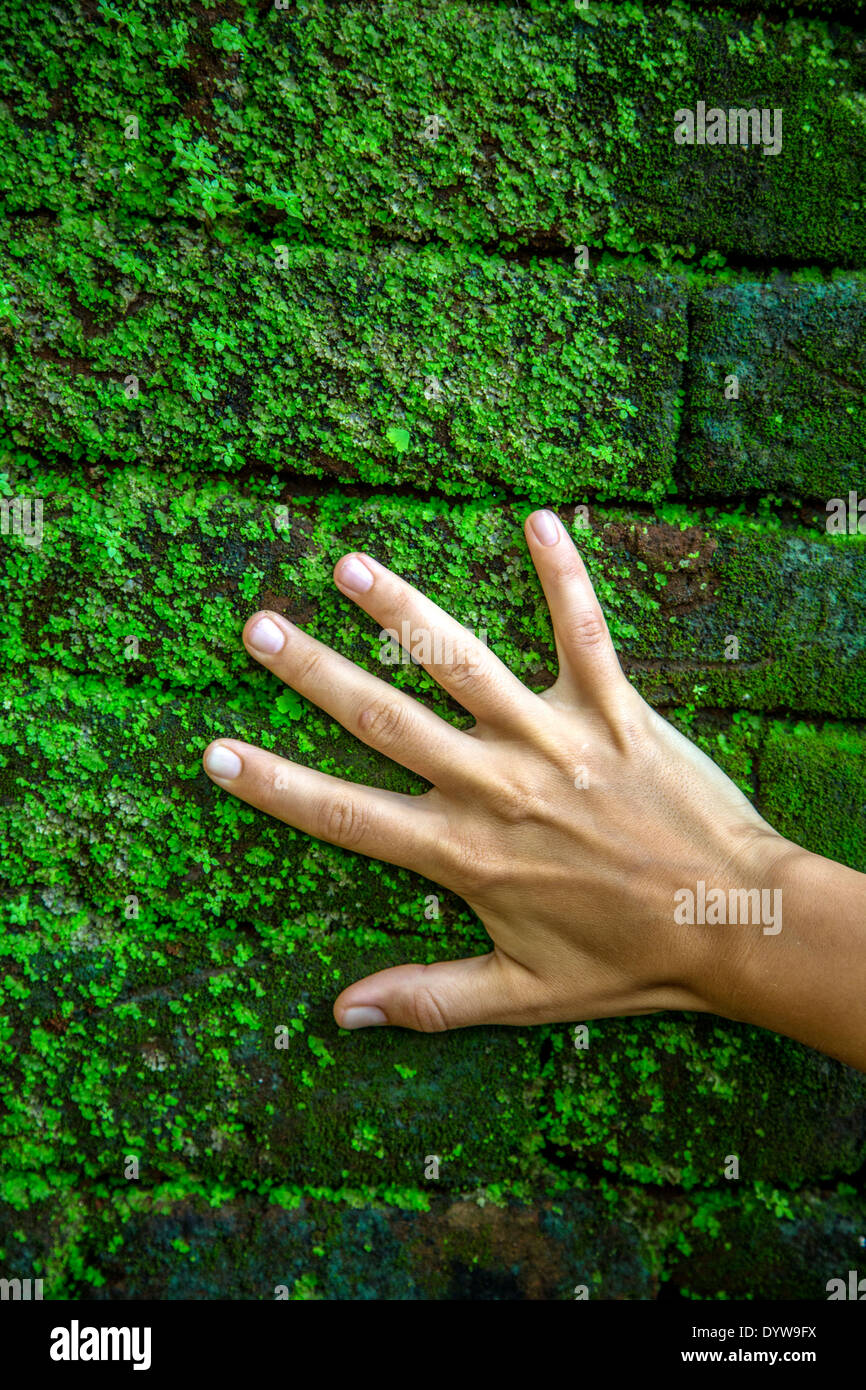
[705,842,866,1071]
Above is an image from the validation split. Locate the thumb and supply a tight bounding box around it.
[334,951,537,1033]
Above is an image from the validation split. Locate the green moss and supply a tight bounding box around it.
[0,925,541,1192]
[0,1177,861,1299]
[3,460,864,718]
[683,278,866,496]
[0,1,577,246]
[1,0,865,1300]
[760,721,866,867]
[543,1014,866,1188]
[1,2,864,263]
[0,223,682,499]
[577,4,866,266]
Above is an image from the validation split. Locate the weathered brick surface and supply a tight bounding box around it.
[543,1014,866,1188]
[1,468,862,713]
[682,278,866,497]
[577,4,866,265]
[0,225,684,498]
[2,3,865,261]
[1,0,865,1301]
[0,1182,860,1300]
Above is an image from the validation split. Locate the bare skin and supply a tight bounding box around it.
[202,509,866,1072]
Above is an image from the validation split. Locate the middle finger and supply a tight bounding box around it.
[242,609,489,791]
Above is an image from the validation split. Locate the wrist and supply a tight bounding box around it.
[681,828,808,1023]
[689,834,866,1070]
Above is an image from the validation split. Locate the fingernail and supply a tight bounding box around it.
[247,614,285,655]
[341,1005,388,1029]
[336,556,374,594]
[204,744,242,780]
[529,509,561,546]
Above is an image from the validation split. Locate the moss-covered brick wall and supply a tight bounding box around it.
[577,4,866,264]
[2,2,865,259]
[0,225,686,496]
[0,0,864,1300]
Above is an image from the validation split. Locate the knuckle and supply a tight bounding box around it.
[551,552,585,585]
[292,641,325,687]
[321,795,367,849]
[608,693,652,754]
[445,835,494,895]
[356,696,408,750]
[612,725,643,759]
[563,607,609,652]
[441,649,485,691]
[494,779,544,826]
[410,983,449,1034]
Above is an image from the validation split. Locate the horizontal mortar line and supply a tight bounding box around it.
[359,229,866,277]
[0,451,620,511]
[3,450,854,520]
[3,203,863,278]
[656,705,866,728]
[0,1141,852,1214]
[1,205,573,265]
[4,905,486,951]
[90,957,272,1015]
[534,1157,856,1200]
[6,462,520,509]
[7,671,866,732]
[583,243,866,280]
[91,0,866,32]
[621,0,866,23]
[0,1167,844,1207]
[624,657,774,672]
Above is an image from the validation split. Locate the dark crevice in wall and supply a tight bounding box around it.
[10,666,863,732]
[631,0,866,24]
[657,705,866,727]
[256,0,866,21]
[371,231,863,280]
[536,1145,856,1195]
[3,447,851,526]
[6,204,578,268]
[4,203,863,278]
[655,1278,688,1301]
[583,245,863,280]
[848,1155,866,1195]
[630,656,771,674]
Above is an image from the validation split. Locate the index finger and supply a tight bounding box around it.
[333,551,539,730]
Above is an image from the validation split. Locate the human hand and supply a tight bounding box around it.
[203,509,802,1038]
